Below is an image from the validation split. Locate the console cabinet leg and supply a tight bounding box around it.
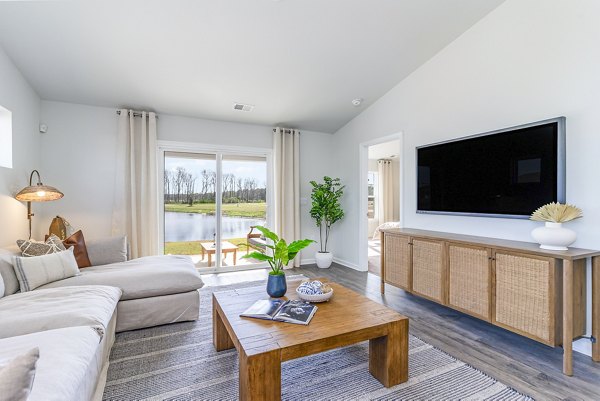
[563,259,573,376]
[593,256,600,362]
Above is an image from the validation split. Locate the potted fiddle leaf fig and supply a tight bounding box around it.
[310,176,345,268]
[242,226,315,297]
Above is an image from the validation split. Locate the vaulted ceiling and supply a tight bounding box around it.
[0,0,503,133]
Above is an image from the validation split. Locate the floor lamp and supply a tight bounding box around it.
[15,169,63,239]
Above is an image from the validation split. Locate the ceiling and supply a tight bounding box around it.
[0,0,503,133]
[368,140,401,160]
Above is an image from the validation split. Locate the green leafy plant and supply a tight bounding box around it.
[241,226,315,275]
[310,176,345,253]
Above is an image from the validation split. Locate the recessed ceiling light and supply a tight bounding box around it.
[351,98,363,107]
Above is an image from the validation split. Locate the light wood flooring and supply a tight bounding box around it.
[201,264,600,401]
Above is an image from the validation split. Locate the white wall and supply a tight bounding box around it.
[330,0,600,355]
[0,46,41,246]
[39,100,332,261]
[331,0,600,266]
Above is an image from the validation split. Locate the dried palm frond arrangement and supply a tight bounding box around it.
[530,202,583,223]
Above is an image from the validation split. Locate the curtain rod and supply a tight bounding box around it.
[116,110,159,119]
[272,128,299,133]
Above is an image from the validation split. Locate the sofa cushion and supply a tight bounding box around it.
[63,230,92,268]
[0,285,121,338]
[0,273,4,298]
[13,248,80,292]
[86,236,128,266]
[0,327,102,401]
[0,347,38,401]
[38,255,203,300]
[0,246,21,296]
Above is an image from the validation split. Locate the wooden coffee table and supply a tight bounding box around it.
[200,241,238,267]
[212,278,409,400]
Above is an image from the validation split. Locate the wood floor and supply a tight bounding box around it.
[201,264,600,401]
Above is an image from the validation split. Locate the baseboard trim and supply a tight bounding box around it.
[333,257,366,272]
[573,338,592,357]
[300,257,367,272]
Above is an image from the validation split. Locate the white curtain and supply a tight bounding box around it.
[377,159,393,224]
[273,127,301,268]
[112,109,159,259]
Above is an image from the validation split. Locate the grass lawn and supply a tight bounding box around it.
[165,202,266,218]
[165,238,251,255]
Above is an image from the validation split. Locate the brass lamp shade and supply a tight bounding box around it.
[15,184,63,202]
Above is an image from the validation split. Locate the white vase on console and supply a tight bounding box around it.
[531,222,577,251]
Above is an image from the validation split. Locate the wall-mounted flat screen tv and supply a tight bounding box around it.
[417,117,565,219]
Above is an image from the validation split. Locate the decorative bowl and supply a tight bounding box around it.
[296,287,333,302]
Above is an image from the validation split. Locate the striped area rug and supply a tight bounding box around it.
[103,278,533,401]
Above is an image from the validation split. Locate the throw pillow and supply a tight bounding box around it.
[16,234,66,257]
[12,248,80,292]
[85,236,128,266]
[63,230,92,268]
[0,248,21,296]
[0,347,39,401]
[0,273,4,298]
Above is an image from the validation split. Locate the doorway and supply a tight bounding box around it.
[159,143,273,272]
[359,135,403,275]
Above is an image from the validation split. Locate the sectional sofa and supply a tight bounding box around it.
[0,237,204,401]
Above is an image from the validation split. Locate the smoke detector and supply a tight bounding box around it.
[233,102,254,112]
[351,98,363,107]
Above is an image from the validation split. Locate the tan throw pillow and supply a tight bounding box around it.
[12,248,80,292]
[16,234,66,257]
[63,230,92,268]
[0,348,39,401]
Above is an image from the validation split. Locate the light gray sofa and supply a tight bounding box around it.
[0,237,204,332]
[0,237,204,400]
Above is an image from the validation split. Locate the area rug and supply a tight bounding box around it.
[103,277,533,401]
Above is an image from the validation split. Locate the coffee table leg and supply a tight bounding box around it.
[208,252,212,267]
[213,296,235,351]
[234,249,237,265]
[239,348,281,401]
[369,319,409,387]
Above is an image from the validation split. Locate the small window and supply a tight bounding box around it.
[367,171,378,218]
[0,105,12,169]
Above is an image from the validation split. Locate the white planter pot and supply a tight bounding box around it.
[531,222,576,251]
[315,252,333,268]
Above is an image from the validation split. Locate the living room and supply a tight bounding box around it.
[1,0,599,400]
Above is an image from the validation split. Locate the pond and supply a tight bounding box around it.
[164,212,265,242]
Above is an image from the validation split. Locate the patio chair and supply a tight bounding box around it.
[246,226,267,253]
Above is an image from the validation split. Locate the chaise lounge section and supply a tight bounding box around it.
[0,236,205,400]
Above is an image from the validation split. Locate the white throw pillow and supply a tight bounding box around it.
[0,273,4,298]
[0,347,39,401]
[12,248,80,292]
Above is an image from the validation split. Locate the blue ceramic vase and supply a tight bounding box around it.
[266,274,287,298]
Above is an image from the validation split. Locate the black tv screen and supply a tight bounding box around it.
[417,118,565,218]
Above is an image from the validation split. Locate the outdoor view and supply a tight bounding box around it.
[164,152,267,268]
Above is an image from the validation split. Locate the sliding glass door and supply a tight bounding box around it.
[161,146,271,271]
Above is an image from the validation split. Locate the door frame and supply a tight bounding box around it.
[358,132,404,271]
[157,140,274,273]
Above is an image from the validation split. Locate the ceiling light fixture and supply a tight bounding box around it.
[351,98,363,107]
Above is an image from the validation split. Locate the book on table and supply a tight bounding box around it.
[240,299,318,325]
